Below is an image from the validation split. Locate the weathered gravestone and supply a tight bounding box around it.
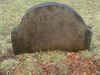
[11,2,92,55]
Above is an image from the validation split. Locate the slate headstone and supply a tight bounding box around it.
[11,2,92,55]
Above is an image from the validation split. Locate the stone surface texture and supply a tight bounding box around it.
[11,2,92,55]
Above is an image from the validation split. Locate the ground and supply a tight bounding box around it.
[0,0,100,75]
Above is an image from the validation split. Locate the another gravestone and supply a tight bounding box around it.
[11,2,92,55]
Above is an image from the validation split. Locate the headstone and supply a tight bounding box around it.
[11,2,92,55]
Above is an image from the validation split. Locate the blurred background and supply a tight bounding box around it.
[0,0,100,74]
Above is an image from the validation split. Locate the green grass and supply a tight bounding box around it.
[0,0,100,74]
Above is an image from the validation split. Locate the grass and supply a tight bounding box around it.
[0,0,100,74]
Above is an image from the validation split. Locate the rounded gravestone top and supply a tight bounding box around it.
[11,2,92,55]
